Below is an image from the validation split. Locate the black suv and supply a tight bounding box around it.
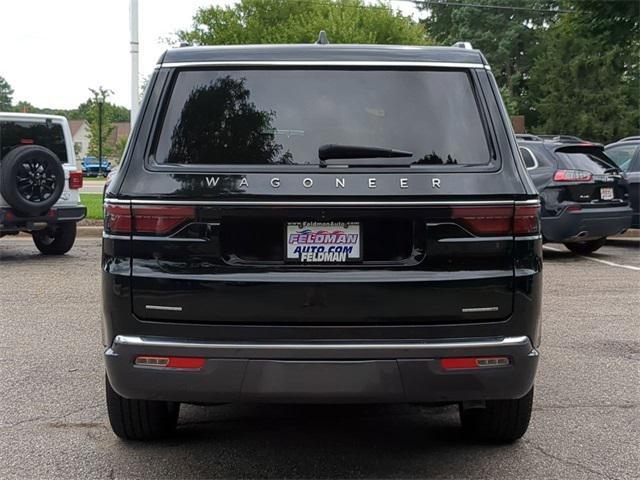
[103,43,542,443]
[518,140,632,253]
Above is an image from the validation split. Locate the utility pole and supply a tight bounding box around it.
[130,0,139,123]
[97,94,104,177]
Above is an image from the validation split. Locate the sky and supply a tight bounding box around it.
[0,0,421,111]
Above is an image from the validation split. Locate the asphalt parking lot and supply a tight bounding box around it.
[0,237,638,479]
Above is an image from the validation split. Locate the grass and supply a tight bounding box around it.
[82,177,107,182]
[80,193,103,220]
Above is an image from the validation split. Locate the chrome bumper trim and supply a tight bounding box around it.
[112,335,530,351]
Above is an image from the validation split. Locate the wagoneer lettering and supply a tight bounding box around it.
[103,42,542,443]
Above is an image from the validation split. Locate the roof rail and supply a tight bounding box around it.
[316,30,330,45]
[178,41,190,48]
[452,41,473,50]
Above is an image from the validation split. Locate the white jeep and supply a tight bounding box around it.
[0,113,86,254]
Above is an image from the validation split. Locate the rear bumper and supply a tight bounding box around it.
[0,206,86,232]
[105,335,538,404]
[542,204,632,242]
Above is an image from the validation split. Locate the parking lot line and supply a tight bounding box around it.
[543,245,640,271]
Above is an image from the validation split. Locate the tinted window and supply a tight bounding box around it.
[605,144,637,171]
[556,150,618,173]
[0,120,68,163]
[154,69,491,167]
[519,147,537,169]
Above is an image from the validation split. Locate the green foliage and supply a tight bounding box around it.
[422,0,559,116]
[0,75,14,110]
[421,0,639,141]
[178,0,429,46]
[528,12,639,142]
[80,193,103,220]
[86,87,116,158]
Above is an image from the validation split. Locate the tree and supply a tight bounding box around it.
[528,2,639,141]
[420,1,560,118]
[0,75,14,110]
[178,0,429,46]
[13,100,35,113]
[86,87,116,158]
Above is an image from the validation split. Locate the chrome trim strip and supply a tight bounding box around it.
[439,236,512,243]
[158,60,487,69]
[145,305,183,312]
[105,199,523,207]
[103,233,127,240]
[113,335,530,351]
[462,306,499,313]
[515,235,543,241]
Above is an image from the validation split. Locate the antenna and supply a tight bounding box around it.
[316,30,330,45]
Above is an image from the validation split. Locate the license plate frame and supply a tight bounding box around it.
[285,221,362,263]
[600,187,614,200]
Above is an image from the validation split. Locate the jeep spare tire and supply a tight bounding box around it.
[0,145,65,216]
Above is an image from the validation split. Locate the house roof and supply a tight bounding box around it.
[68,119,87,136]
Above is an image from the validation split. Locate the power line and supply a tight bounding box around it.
[407,1,574,14]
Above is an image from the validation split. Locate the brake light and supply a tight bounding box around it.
[135,356,205,369]
[553,169,592,182]
[20,138,34,144]
[132,206,196,235]
[68,171,83,189]
[441,356,510,370]
[103,204,195,236]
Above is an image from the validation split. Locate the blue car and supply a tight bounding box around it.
[81,156,111,177]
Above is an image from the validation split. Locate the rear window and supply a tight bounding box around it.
[0,120,68,163]
[556,150,618,173]
[605,144,637,171]
[153,69,492,167]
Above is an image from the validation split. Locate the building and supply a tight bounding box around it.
[68,119,90,162]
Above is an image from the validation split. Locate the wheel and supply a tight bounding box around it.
[564,237,606,255]
[460,387,533,443]
[0,145,65,215]
[32,222,77,255]
[105,375,180,441]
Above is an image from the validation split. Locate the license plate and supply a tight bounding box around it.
[601,187,614,200]
[286,222,361,262]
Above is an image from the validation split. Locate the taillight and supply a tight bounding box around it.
[553,169,592,182]
[451,206,513,236]
[104,204,132,234]
[133,206,196,235]
[451,204,540,236]
[69,171,83,189]
[514,205,540,235]
[104,204,195,236]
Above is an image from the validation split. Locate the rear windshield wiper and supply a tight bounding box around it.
[319,144,413,161]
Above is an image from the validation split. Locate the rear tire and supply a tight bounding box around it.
[460,387,533,443]
[32,222,77,255]
[105,375,180,441]
[564,237,606,255]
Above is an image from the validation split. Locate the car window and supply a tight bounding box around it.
[555,150,618,173]
[605,144,637,172]
[153,69,492,167]
[519,147,537,169]
[0,120,68,163]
